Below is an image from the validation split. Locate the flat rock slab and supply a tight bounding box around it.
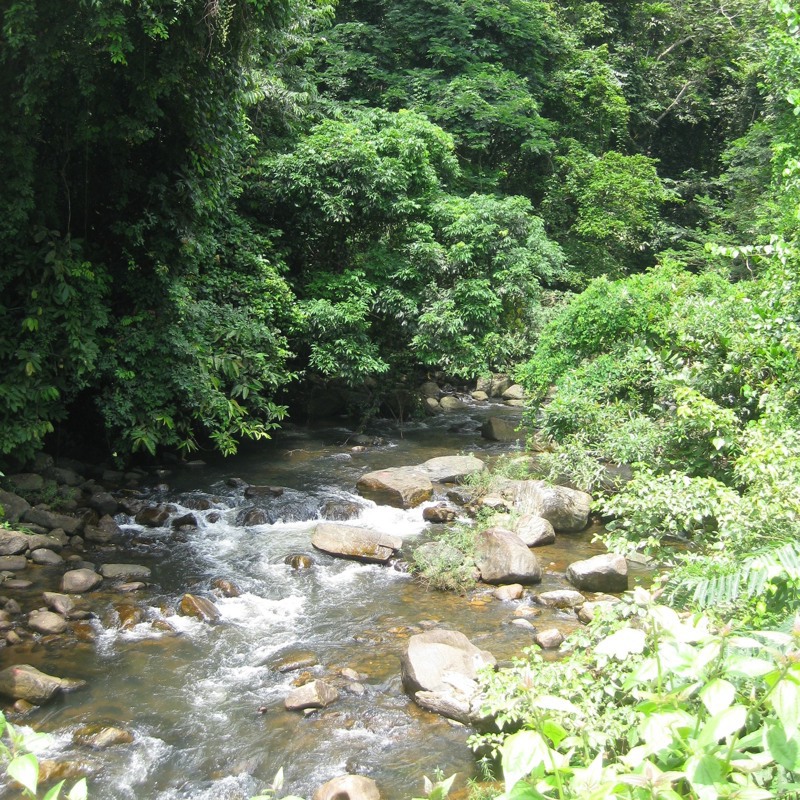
[356,467,433,509]
[99,564,152,580]
[566,554,628,593]
[312,523,402,564]
[536,589,586,609]
[0,555,28,571]
[0,664,85,705]
[420,455,486,484]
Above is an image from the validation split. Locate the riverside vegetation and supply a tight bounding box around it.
[3,0,800,798]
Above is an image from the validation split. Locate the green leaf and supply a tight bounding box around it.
[501,730,565,789]
[723,655,777,678]
[764,719,800,771]
[66,779,88,800]
[685,754,724,800]
[7,752,39,795]
[771,678,800,733]
[42,780,66,800]
[700,679,736,715]
[697,705,747,747]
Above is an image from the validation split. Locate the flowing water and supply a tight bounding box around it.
[2,405,624,800]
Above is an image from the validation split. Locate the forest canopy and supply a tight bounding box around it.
[0,0,794,466]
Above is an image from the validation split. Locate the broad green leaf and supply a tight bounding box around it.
[7,752,39,795]
[764,719,800,771]
[723,655,777,678]
[506,780,548,800]
[771,678,800,733]
[697,704,747,746]
[42,780,66,800]
[540,719,569,748]
[685,753,724,800]
[700,679,736,715]
[502,731,549,789]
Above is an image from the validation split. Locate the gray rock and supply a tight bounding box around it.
[504,399,525,408]
[30,549,64,566]
[0,556,27,571]
[28,610,68,635]
[566,554,628,593]
[356,467,433,509]
[321,500,364,521]
[471,391,489,402]
[50,467,83,486]
[0,531,28,556]
[480,417,523,443]
[25,533,65,552]
[424,397,441,412]
[536,589,585,609]
[61,569,103,593]
[494,584,524,601]
[490,375,512,397]
[439,396,467,411]
[501,384,525,401]
[84,515,123,544]
[99,563,151,580]
[515,515,556,547]
[422,504,457,524]
[0,664,85,704]
[577,600,619,624]
[474,528,542,585]
[285,554,314,570]
[526,482,591,533]
[400,629,496,726]
[211,578,241,597]
[239,507,269,526]
[8,473,44,493]
[312,523,402,564]
[0,490,31,523]
[284,680,339,711]
[135,505,170,528]
[87,492,119,516]
[534,628,564,649]
[421,455,486,484]
[419,381,441,398]
[23,507,82,535]
[43,592,78,617]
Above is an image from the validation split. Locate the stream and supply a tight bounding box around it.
[4,403,614,800]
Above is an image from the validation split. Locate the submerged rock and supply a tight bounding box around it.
[99,563,151,580]
[356,467,433,509]
[73,724,134,749]
[312,523,402,564]
[0,664,85,704]
[284,554,314,570]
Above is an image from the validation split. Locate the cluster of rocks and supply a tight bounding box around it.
[419,374,526,413]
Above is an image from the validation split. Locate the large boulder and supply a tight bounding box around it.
[439,396,467,411]
[0,530,29,555]
[0,490,30,523]
[515,515,555,547]
[84,515,123,544]
[421,455,486,484]
[0,664,85,705]
[474,528,542,585]
[23,507,82,535]
[284,680,339,711]
[61,569,103,593]
[313,776,380,800]
[312,523,401,564]
[400,629,496,726]
[28,610,68,635]
[480,417,523,443]
[501,384,525,401]
[566,554,628,593]
[513,481,591,533]
[356,467,433,509]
